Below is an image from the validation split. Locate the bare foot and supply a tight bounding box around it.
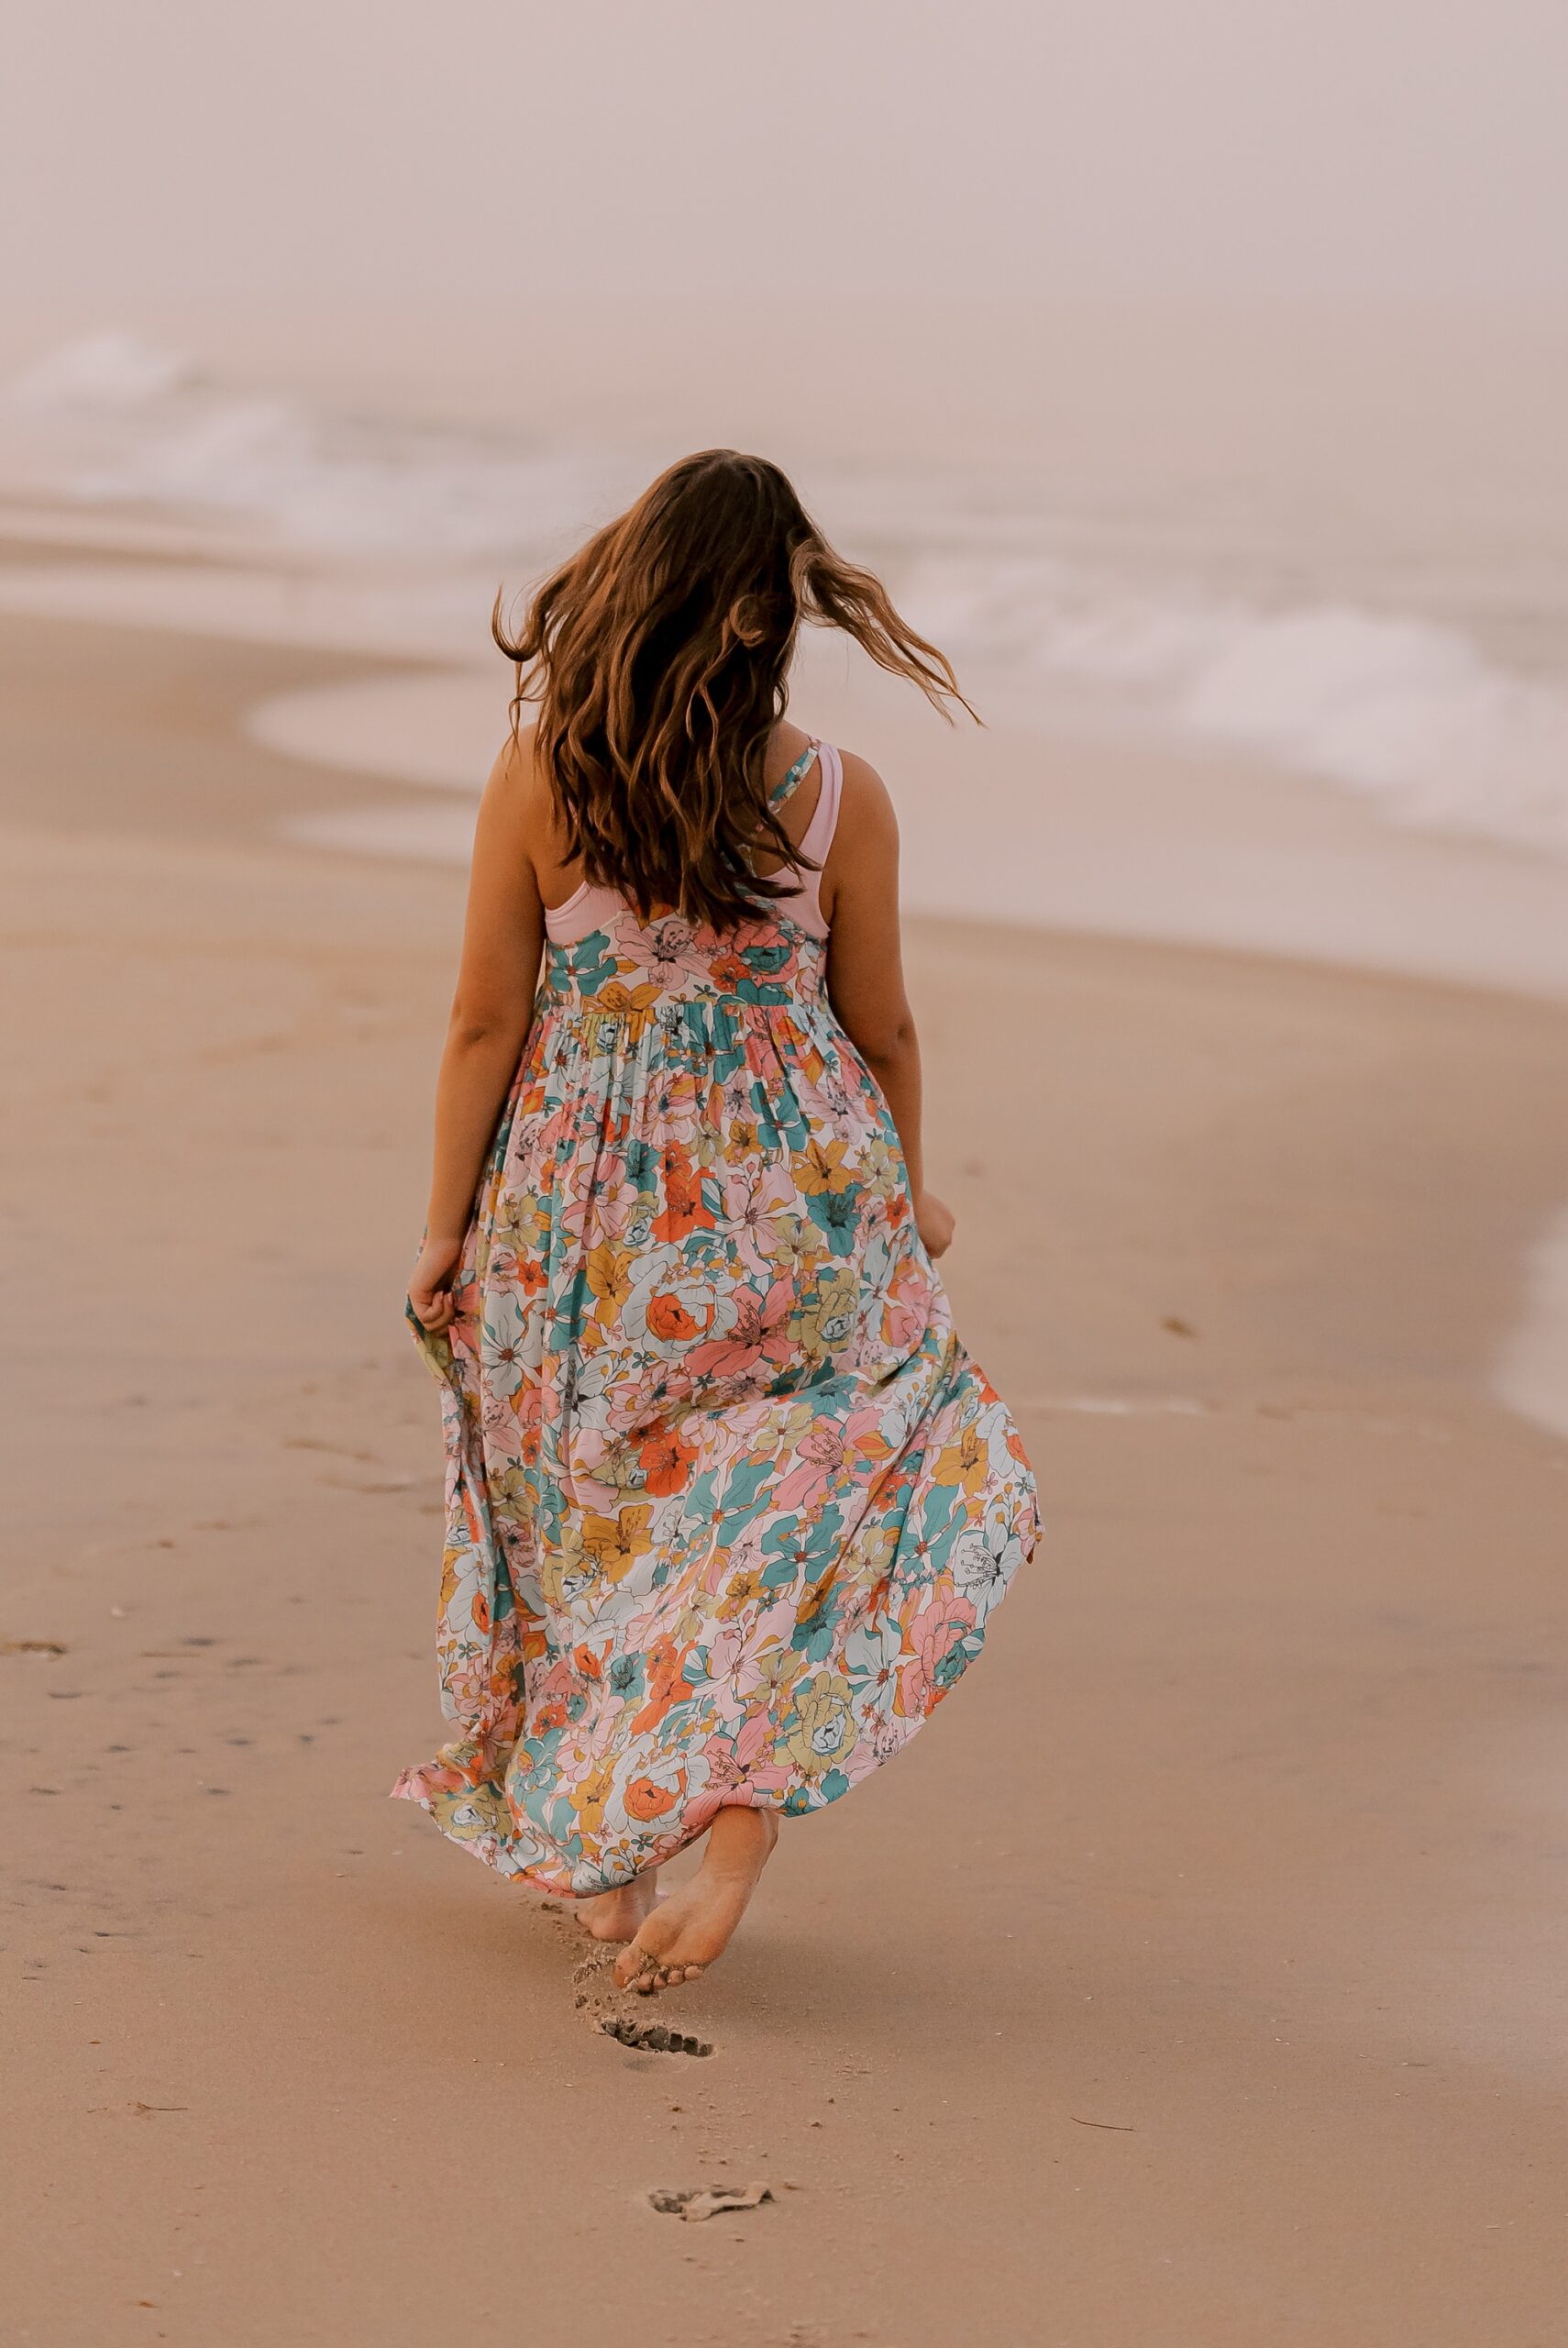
[613,1806,778,1995]
[578,1869,661,1944]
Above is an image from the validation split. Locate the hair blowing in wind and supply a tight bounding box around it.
[493,449,974,931]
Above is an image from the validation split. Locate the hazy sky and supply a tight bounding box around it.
[6,0,1567,326]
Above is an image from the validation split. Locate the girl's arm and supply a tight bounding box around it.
[409,737,547,1330]
[822,754,954,1258]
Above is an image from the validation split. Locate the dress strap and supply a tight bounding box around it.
[768,740,819,812]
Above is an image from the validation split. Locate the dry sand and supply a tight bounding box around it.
[4,613,1568,2346]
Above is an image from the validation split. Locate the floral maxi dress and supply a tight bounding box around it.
[392,741,1038,1895]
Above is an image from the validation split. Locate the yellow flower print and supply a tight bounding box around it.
[539,1520,593,1610]
[584,1244,635,1314]
[716,1561,767,1619]
[798,1135,854,1196]
[569,1754,620,1841]
[489,1465,536,1528]
[438,1540,466,1612]
[933,1422,988,1498]
[785,1672,856,1776]
[759,1398,817,1460]
[855,1519,898,1584]
[757,1211,824,1279]
[435,1784,511,1844]
[493,1187,550,1256]
[592,980,666,1024]
[796,1266,858,1361]
[860,1135,902,1202]
[581,1504,656,1583]
[754,1644,802,1715]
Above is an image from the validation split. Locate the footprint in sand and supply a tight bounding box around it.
[571,1942,713,2058]
[647,2180,772,2221]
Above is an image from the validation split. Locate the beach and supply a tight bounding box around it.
[5,597,1568,2346]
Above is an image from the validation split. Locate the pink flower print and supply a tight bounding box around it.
[877,1299,922,1355]
[717,1608,799,1708]
[895,1590,977,1719]
[723,1155,796,1236]
[685,1276,795,1388]
[438,1646,519,1732]
[530,1655,579,1709]
[590,1174,657,1249]
[700,1710,774,1793]
[619,914,698,988]
[770,1424,845,1513]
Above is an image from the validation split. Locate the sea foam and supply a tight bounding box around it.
[899,561,1568,858]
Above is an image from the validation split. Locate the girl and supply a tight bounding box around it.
[395,450,1037,1999]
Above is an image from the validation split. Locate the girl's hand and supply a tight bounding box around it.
[409,1232,464,1332]
[915,1189,955,1258]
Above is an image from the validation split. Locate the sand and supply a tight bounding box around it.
[5,612,1568,2346]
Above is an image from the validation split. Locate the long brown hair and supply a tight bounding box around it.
[493,449,973,930]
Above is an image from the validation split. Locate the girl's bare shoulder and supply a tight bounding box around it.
[815,746,899,934]
[491,720,550,806]
[495,723,570,826]
[831,746,898,853]
[488,721,578,880]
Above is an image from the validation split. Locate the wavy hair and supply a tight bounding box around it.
[493,449,973,931]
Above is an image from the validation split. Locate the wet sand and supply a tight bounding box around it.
[4,614,1568,2346]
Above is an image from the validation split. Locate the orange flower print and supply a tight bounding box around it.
[652,1141,715,1243]
[647,1290,701,1342]
[710,947,749,991]
[630,1633,693,1734]
[639,1423,699,1497]
[624,1766,688,1822]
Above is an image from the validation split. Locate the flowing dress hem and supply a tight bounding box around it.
[385,1587,1025,1900]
